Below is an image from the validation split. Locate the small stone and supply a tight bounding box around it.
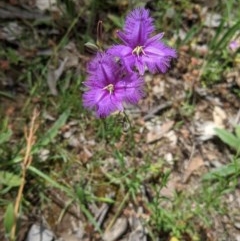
[204,13,222,28]
[234,222,240,230]
[144,74,152,83]
[63,130,73,139]
[39,149,50,162]
[128,214,147,241]
[25,224,54,241]
[164,153,174,165]
[68,136,80,147]
[103,217,128,241]
[235,234,240,241]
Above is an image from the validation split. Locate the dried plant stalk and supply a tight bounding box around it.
[10,108,39,241]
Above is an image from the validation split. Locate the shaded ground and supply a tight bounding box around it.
[0,0,240,241]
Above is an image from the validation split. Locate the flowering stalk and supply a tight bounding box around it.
[96,20,103,50]
[83,7,177,118]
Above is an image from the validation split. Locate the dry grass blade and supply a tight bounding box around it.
[10,108,40,241]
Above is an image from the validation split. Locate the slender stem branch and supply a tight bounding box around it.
[10,108,39,241]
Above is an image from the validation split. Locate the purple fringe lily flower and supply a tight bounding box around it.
[108,8,177,75]
[83,53,145,118]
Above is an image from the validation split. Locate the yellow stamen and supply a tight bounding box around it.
[103,84,114,94]
[132,46,146,56]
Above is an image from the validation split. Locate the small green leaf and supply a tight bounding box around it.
[4,202,15,234]
[0,129,12,145]
[28,166,71,194]
[107,14,123,28]
[215,128,240,151]
[38,109,70,147]
[203,163,236,181]
[182,25,201,44]
[235,125,240,139]
[0,91,15,100]
[92,196,114,204]
[84,42,99,53]
[0,171,21,187]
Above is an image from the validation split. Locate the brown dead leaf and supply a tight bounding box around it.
[0,60,10,70]
[103,217,128,241]
[226,69,240,88]
[213,106,227,126]
[60,234,80,241]
[79,147,93,164]
[183,155,205,183]
[180,127,190,139]
[59,42,80,69]
[47,58,68,96]
[160,173,183,198]
[146,120,174,143]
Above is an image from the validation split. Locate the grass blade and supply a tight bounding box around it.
[38,109,70,147]
[28,165,71,194]
[4,202,15,235]
[215,128,240,151]
[0,171,21,188]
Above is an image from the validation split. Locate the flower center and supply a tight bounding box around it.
[132,46,146,56]
[103,84,114,94]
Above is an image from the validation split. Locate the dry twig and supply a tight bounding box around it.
[10,108,39,241]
